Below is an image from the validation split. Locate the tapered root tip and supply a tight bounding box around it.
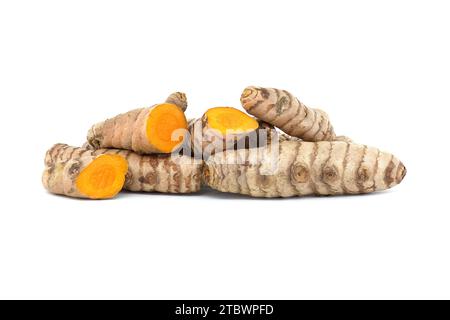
[396,162,407,184]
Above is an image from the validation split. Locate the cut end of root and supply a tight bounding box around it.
[146,103,188,153]
[205,107,259,135]
[76,154,128,199]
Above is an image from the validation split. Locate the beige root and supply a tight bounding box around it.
[43,152,128,199]
[241,86,337,141]
[204,140,406,198]
[87,92,188,154]
[45,144,203,194]
[278,132,353,144]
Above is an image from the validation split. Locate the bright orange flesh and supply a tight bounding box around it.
[146,103,187,153]
[205,107,259,135]
[76,154,128,199]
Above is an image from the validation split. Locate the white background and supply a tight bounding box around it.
[0,0,449,299]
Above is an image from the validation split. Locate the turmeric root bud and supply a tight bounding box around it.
[43,153,128,199]
[165,92,188,112]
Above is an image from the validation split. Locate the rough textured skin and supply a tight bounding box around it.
[45,144,203,193]
[87,107,153,153]
[278,132,301,143]
[42,153,102,198]
[278,132,353,143]
[186,118,203,157]
[165,92,188,112]
[335,135,354,143]
[241,86,336,141]
[204,140,406,198]
[86,92,187,154]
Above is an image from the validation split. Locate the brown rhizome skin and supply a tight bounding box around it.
[241,86,338,142]
[87,92,188,154]
[204,140,406,198]
[44,144,203,196]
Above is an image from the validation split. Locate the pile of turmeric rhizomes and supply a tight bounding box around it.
[43,87,406,199]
